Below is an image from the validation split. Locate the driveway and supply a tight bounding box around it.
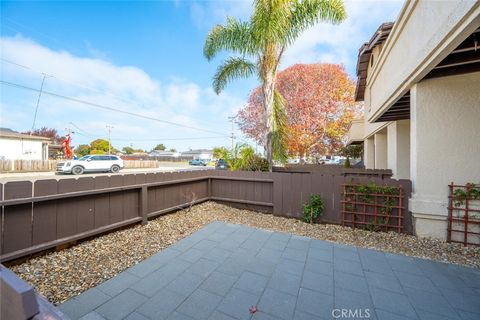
[59,222,480,320]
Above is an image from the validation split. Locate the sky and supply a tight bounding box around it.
[0,0,403,152]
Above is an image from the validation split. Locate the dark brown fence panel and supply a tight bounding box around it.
[210,173,273,209]
[272,173,283,215]
[3,205,32,255]
[93,177,110,229]
[3,182,32,255]
[109,191,125,224]
[122,189,139,220]
[33,180,58,246]
[1,170,412,262]
[70,179,95,234]
[0,183,3,255]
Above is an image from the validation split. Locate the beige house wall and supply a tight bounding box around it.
[346,1,480,240]
[387,120,410,180]
[366,0,480,122]
[364,137,375,169]
[373,130,388,169]
[345,118,365,145]
[410,72,480,240]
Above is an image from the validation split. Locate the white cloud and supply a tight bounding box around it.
[190,0,403,76]
[0,35,242,150]
[282,0,404,74]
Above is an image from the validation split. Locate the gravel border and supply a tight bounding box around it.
[9,201,480,305]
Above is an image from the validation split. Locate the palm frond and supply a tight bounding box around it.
[213,57,257,94]
[271,89,288,162]
[284,0,346,45]
[251,0,293,48]
[203,17,256,60]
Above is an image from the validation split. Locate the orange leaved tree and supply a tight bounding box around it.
[237,63,361,162]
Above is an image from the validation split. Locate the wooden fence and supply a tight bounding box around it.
[0,160,58,172]
[0,170,411,262]
[123,160,159,169]
[274,164,393,178]
[0,160,159,172]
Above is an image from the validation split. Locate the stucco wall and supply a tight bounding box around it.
[374,130,388,169]
[346,119,365,145]
[367,0,480,121]
[410,72,480,239]
[0,138,46,160]
[387,120,410,179]
[364,137,375,169]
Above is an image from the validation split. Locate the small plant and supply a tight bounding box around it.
[213,143,269,172]
[453,182,480,207]
[343,182,403,233]
[303,195,325,223]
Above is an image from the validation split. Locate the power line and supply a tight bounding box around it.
[1,58,231,128]
[1,80,230,136]
[3,18,83,56]
[68,122,227,142]
[69,122,96,137]
[1,58,143,110]
[110,136,227,142]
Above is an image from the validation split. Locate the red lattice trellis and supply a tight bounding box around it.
[341,183,405,233]
[447,182,480,246]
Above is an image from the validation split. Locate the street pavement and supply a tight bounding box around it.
[0,163,213,183]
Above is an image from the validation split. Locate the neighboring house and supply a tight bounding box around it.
[0,128,51,160]
[180,149,213,161]
[347,0,480,240]
[148,150,181,158]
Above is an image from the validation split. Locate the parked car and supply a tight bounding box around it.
[189,159,206,166]
[56,155,124,175]
[215,159,230,170]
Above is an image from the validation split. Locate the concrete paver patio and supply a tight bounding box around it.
[59,221,480,320]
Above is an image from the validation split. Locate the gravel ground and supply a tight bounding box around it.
[9,201,480,305]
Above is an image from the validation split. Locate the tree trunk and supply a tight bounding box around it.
[263,72,275,171]
[299,153,306,164]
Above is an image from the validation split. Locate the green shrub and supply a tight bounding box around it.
[214,143,269,172]
[303,195,325,223]
[239,155,269,172]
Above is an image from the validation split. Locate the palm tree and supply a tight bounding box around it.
[204,0,346,170]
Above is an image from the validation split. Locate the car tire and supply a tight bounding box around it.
[110,165,120,173]
[72,166,84,175]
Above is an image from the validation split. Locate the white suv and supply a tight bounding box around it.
[56,155,124,175]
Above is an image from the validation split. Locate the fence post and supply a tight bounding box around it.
[140,186,148,225]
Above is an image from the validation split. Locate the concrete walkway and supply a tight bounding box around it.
[59,222,480,320]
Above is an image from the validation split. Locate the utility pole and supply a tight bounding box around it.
[31,73,47,132]
[106,125,114,154]
[228,115,237,150]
